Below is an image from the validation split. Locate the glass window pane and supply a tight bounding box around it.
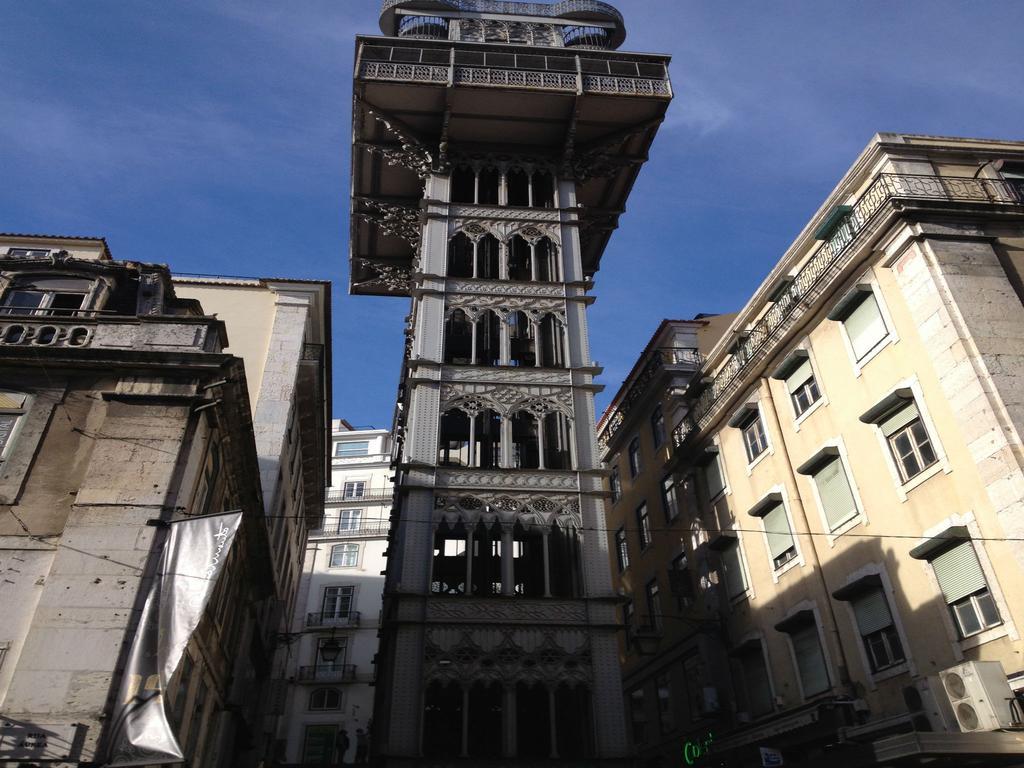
[953,599,982,637]
[976,590,1001,627]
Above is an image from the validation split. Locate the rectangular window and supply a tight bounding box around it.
[6,248,50,258]
[628,437,642,478]
[636,503,651,550]
[881,403,938,482]
[656,672,674,734]
[336,441,369,457]
[615,527,630,572]
[623,600,635,650]
[790,623,830,697]
[302,724,338,764]
[343,481,366,499]
[843,292,888,362]
[682,654,706,721]
[651,405,666,448]
[762,503,797,569]
[610,465,621,503]
[742,414,769,463]
[661,476,680,522]
[322,586,355,617]
[338,509,362,531]
[719,538,748,599]
[737,645,773,717]
[929,541,1002,638]
[629,688,647,745]
[704,453,725,499]
[669,553,693,608]
[851,588,905,672]
[645,578,662,631]
[329,543,359,568]
[812,458,858,531]
[786,359,821,417]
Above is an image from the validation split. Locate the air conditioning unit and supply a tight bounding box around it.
[936,661,1016,732]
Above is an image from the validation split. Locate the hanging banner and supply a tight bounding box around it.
[106,512,242,767]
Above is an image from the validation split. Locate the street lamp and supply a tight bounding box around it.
[320,636,343,664]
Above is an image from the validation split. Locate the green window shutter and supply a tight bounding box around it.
[879,402,920,436]
[791,624,829,696]
[705,456,725,498]
[721,542,746,598]
[932,542,987,603]
[784,359,814,392]
[844,293,887,361]
[813,459,857,530]
[851,587,894,635]
[763,504,795,561]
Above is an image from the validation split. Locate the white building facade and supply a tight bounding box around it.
[281,421,392,764]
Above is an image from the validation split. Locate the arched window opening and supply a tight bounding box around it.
[508,311,536,367]
[511,411,540,469]
[516,683,551,758]
[431,522,469,595]
[438,409,471,466]
[535,238,557,282]
[532,171,555,207]
[471,522,502,596]
[548,524,580,598]
[507,168,530,206]
[451,167,476,203]
[543,412,573,470]
[508,22,531,44]
[556,685,593,758]
[476,234,500,279]
[443,309,473,364]
[484,21,510,43]
[540,315,566,368]
[467,682,503,757]
[477,310,501,367]
[447,233,474,277]
[512,523,546,597]
[478,167,500,204]
[308,687,341,711]
[474,409,502,469]
[508,236,532,281]
[423,681,462,758]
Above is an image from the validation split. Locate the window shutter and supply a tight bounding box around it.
[813,459,857,530]
[791,625,829,696]
[705,456,725,498]
[931,542,987,603]
[784,360,814,392]
[844,293,887,360]
[763,504,795,560]
[851,588,893,635]
[879,402,919,436]
[720,542,746,598]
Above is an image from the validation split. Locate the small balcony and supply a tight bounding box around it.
[305,611,361,629]
[297,664,357,683]
[325,487,394,504]
[309,521,391,539]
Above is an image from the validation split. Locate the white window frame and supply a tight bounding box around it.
[790,348,829,430]
[308,687,343,711]
[636,502,652,551]
[321,585,356,617]
[914,513,1018,655]
[661,475,680,523]
[328,543,360,569]
[835,565,914,688]
[748,487,804,583]
[342,480,367,499]
[799,438,867,544]
[864,379,950,501]
[833,275,899,376]
[335,440,370,458]
[337,509,363,531]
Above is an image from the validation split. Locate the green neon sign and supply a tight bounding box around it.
[683,732,714,765]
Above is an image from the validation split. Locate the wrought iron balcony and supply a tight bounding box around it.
[325,488,394,504]
[297,664,357,683]
[672,173,1024,452]
[305,611,361,629]
[358,43,670,98]
[309,521,392,539]
[600,347,702,447]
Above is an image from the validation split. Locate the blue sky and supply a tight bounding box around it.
[3,1,1023,427]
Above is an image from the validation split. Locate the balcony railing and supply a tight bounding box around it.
[672,173,1024,450]
[0,314,219,353]
[297,664,357,683]
[305,611,361,629]
[381,0,625,28]
[325,488,394,504]
[600,347,701,446]
[309,521,392,539]
[358,44,670,98]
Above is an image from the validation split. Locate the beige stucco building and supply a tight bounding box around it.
[600,135,1024,767]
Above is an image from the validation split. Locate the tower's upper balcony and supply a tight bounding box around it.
[380,0,627,50]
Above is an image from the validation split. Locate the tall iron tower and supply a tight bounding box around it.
[349,1,672,763]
